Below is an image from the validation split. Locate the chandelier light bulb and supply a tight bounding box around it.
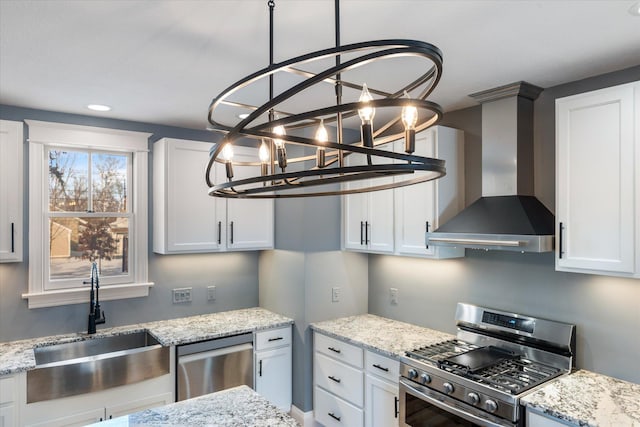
[259,140,270,162]
[402,92,418,154]
[221,143,234,161]
[315,119,328,169]
[221,143,234,179]
[358,83,375,124]
[272,124,286,149]
[401,93,418,130]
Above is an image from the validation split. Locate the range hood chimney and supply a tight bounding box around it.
[426,81,555,252]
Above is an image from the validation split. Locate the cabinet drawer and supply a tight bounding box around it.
[255,326,291,351]
[315,386,363,427]
[315,353,363,407]
[315,333,363,368]
[365,351,399,383]
[0,375,15,404]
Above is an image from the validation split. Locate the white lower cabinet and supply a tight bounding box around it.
[313,332,400,427]
[527,408,571,427]
[254,326,292,412]
[0,374,19,427]
[364,375,398,427]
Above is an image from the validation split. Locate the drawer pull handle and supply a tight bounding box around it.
[328,412,341,422]
[268,337,283,342]
[259,359,263,377]
[217,221,222,244]
[11,222,15,253]
[328,346,341,354]
[328,375,341,383]
[230,221,234,244]
[373,363,389,372]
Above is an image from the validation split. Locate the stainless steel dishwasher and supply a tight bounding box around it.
[176,333,253,401]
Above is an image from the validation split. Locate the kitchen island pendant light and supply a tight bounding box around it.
[205,0,446,198]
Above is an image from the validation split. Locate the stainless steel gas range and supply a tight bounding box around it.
[399,303,576,427]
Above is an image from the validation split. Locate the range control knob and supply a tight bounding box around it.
[443,382,455,394]
[420,374,432,384]
[485,399,498,413]
[408,369,419,379]
[467,392,480,405]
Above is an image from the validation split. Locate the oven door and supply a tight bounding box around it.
[399,378,516,427]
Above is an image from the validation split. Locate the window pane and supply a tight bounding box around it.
[92,153,129,213]
[49,217,129,281]
[49,150,88,212]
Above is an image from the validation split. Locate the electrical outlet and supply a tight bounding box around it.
[332,286,340,302]
[172,287,192,304]
[390,287,399,305]
[207,285,216,301]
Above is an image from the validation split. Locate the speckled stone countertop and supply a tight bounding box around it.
[521,370,640,427]
[0,307,292,376]
[310,313,454,359]
[88,385,299,427]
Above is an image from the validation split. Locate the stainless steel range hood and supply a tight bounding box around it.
[426,82,555,252]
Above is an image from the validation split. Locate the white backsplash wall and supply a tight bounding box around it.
[368,251,640,384]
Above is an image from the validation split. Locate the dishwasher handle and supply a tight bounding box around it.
[177,333,253,357]
[177,343,252,364]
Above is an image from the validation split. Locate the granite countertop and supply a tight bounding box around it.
[521,370,640,427]
[0,307,292,376]
[88,385,299,427]
[310,313,454,359]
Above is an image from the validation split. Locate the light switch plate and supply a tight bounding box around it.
[207,285,216,301]
[390,287,398,305]
[332,286,340,302]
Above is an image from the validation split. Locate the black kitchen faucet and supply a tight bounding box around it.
[84,261,106,334]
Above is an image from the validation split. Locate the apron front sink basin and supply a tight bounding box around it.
[27,331,169,403]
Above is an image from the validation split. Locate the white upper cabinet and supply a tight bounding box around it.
[0,120,23,263]
[224,147,274,250]
[343,144,395,254]
[153,138,273,254]
[342,126,465,259]
[556,81,639,277]
[394,126,465,259]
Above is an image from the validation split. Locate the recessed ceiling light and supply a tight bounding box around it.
[238,113,250,119]
[87,104,112,112]
[629,2,640,16]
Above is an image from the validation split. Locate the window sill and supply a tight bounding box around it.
[21,282,154,309]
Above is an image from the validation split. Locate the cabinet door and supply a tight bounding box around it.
[27,408,105,427]
[166,139,221,252]
[0,405,15,427]
[526,410,567,427]
[106,392,173,420]
[394,135,436,256]
[365,374,399,427]
[0,120,23,263]
[556,83,636,274]
[225,147,274,250]
[342,148,394,253]
[255,346,292,412]
[343,153,369,251]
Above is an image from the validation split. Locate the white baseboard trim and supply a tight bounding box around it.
[290,405,315,426]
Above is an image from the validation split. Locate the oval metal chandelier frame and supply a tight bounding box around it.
[205,2,447,199]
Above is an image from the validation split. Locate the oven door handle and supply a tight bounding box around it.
[399,379,510,427]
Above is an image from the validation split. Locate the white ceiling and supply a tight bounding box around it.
[1,0,639,131]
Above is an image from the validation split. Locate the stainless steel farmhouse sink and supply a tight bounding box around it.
[27,331,169,403]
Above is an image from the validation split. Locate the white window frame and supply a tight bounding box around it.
[23,120,153,308]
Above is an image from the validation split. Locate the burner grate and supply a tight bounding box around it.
[470,359,562,395]
[405,340,479,365]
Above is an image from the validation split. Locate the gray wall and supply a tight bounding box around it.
[0,105,260,342]
[260,192,369,412]
[368,65,640,385]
